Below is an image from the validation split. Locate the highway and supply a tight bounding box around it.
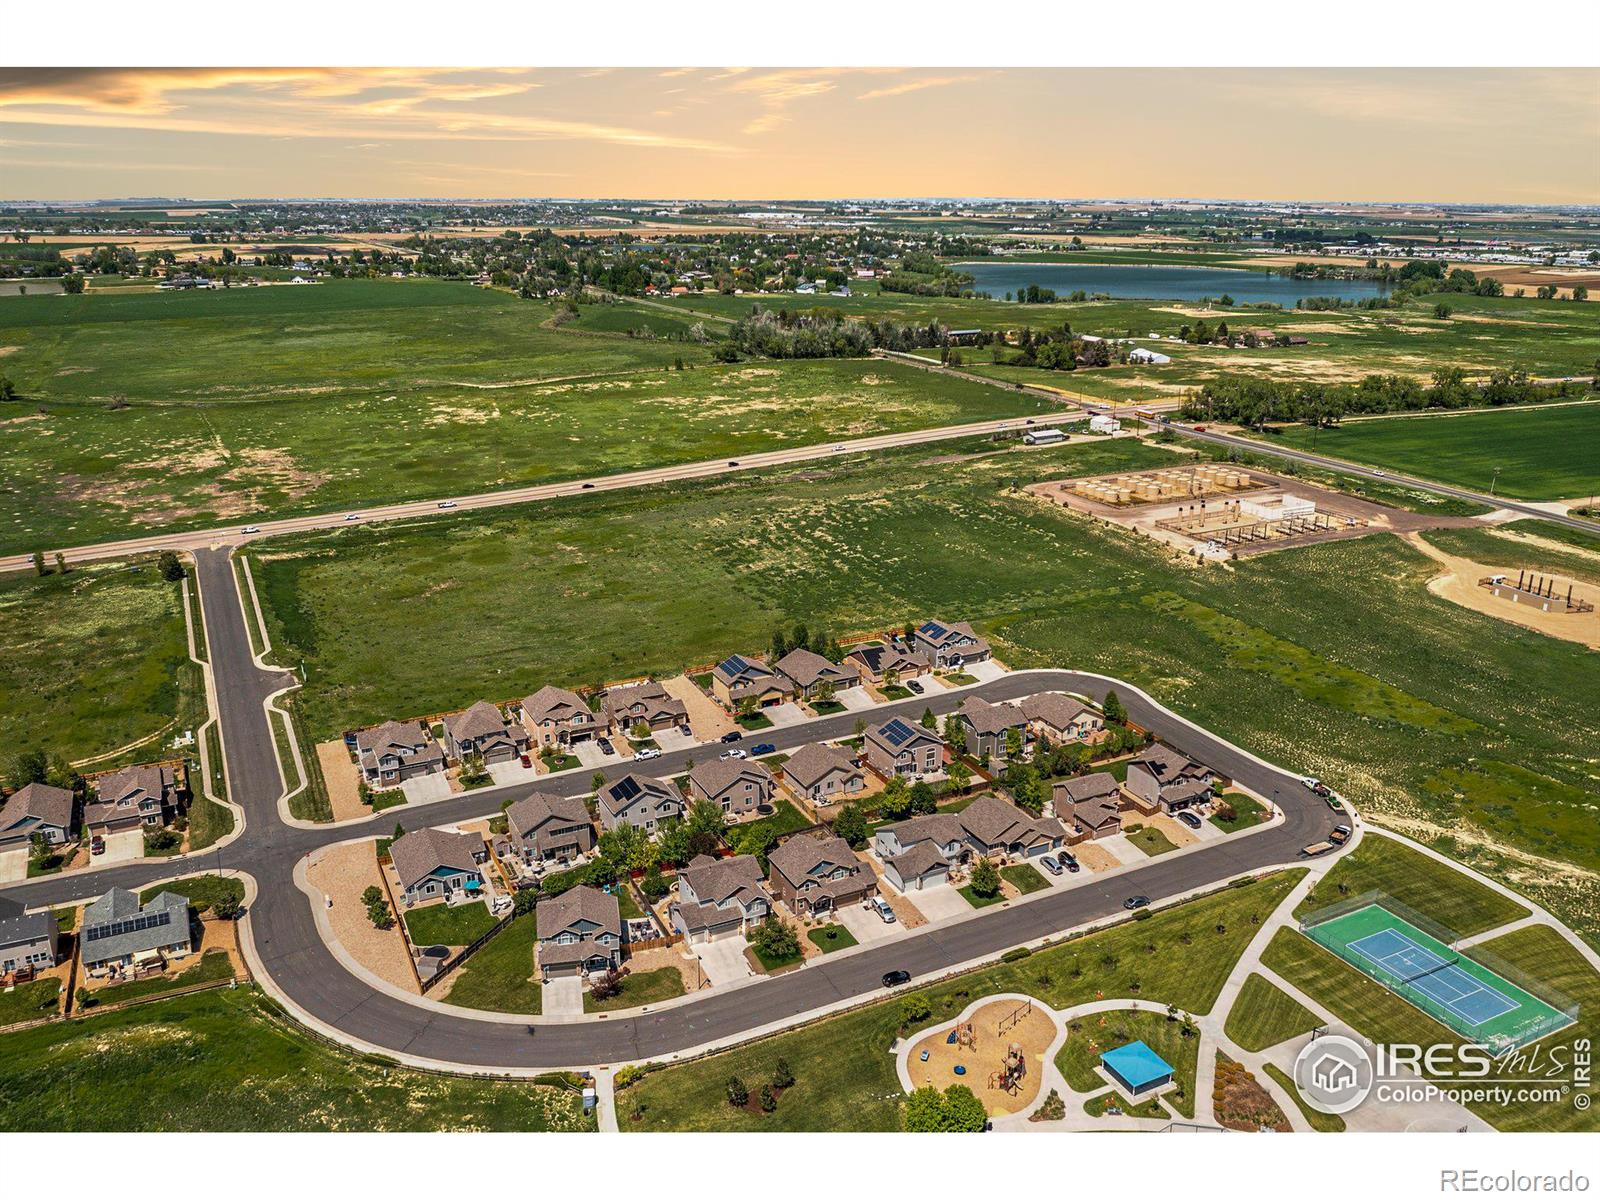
[0,547,1341,1071]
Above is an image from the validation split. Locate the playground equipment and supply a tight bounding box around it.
[947,1021,976,1051]
[997,999,1033,1035]
[988,1041,1027,1094]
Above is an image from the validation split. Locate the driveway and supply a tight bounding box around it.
[400,773,452,804]
[543,976,585,1016]
[653,726,697,752]
[572,739,613,769]
[693,935,754,986]
[834,686,877,712]
[836,901,898,944]
[0,847,27,884]
[896,881,971,923]
[487,759,540,787]
[101,828,146,864]
[1094,834,1140,866]
[760,702,809,729]
[963,659,1009,683]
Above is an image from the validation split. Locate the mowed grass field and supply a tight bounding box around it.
[250,436,1600,943]
[0,280,1053,553]
[1261,402,1600,501]
[0,558,199,765]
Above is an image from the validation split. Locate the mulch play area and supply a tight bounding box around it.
[907,997,1058,1115]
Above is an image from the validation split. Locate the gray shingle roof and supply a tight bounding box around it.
[537,884,621,941]
[781,742,859,790]
[80,888,188,964]
[599,773,681,819]
[885,840,950,881]
[774,648,857,689]
[0,896,57,951]
[388,827,484,892]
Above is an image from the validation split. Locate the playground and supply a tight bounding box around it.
[904,996,1060,1116]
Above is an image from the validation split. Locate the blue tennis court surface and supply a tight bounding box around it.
[1347,928,1518,1026]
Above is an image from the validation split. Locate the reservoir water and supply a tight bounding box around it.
[955,261,1387,306]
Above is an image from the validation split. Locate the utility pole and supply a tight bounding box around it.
[1490,466,1502,497]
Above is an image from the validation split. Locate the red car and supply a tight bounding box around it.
[91,835,106,856]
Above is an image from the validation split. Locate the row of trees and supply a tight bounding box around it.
[726,306,960,360]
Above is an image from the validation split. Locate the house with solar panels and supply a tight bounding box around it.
[710,653,796,709]
[598,772,684,833]
[910,620,992,668]
[843,640,930,685]
[79,887,193,974]
[1124,744,1215,814]
[863,717,945,779]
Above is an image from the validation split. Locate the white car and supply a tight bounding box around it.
[241,526,261,534]
[1371,470,1387,478]
[869,896,897,924]
[833,444,846,452]
[719,748,748,760]
[344,513,361,522]
[633,747,661,761]
[438,500,457,509]
[1299,776,1322,791]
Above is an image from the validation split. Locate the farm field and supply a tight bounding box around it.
[0,557,201,767]
[0,988,593,1132]
[1259,402,1600,502]
[249,435,1600,943]
[0,282,1052,552]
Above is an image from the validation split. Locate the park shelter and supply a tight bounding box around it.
[1100,1040,1174,1095]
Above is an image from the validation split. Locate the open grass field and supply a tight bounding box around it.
[250,435,1600,943]
[0,558,199,765]
[0,987,594,1131]
[619,872,1299,1130]
[1422,520,1600,589]
[0,280,1054,554]
[1259,402,1600,502]
[1222,972,1321,1052]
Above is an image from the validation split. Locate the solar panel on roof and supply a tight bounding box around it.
[612,776,642,801]
[880,718,916,746]
[920,621,947,638]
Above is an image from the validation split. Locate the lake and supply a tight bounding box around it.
[954,261,1388,306]
[0,280,65,297]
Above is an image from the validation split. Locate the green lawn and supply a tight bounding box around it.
[0,978,62,1027]
[960,884,1005,909]
[806,924,859,953]
[402,900,497,948]
[620,871,1299,1130]
[1209,792,1268,833]
[1294,834,1529,937]
[1263,1062,1346,1132]
[1126,825,1180,857]
[0,988,593,1131]
[615,887,645,921]
[88,949,235,1008]
[1261,403,1600,502]
[248,433,1600,946]
[1223,972,1321,1052]
[140,875,243,915]
[439,914,540,1015]
[725,800,811,858]
[1001,863,1051,895]
[0,559,199,765]
[1054,1007,1200,1119]
[584,965,686,1013]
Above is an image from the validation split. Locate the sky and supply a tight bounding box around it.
[0,67,1596,204]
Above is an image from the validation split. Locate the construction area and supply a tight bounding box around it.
[905,997,1058,1116]
[1026,467,1412,559]
[1479,569,1595,615]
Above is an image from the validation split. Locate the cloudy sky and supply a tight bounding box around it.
[0,67,1595,203]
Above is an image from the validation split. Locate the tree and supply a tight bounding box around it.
[630,720,650,741]
[60,274,85,295]
[903,1086,946,1131]
[947,760,972,793]
[759,1084,777,1112]
[656,821,694,866]
[1102,690,1126,725]
[31,550,45,577]
[0,374,15,401]
[360,885,384,907]
[589,968,623,1002]
[752,914,799,962]
[942,714,967,755]
[686,798,727,842]
[54,553,67,576]
[6,749,51,790]
[591,772,606,793]
[812,679,836,707]
[726,1075,749,1107]
[941,1084,988,1131]
[879,774,912,821]
[899,993,931,1025]
[909,780,937,815]
[772,1057,795,1089]
[832,802,868,848]
[213,892,244,921]
[1004,726,1023,760]
[920,707,936,730]
[28,831,51,867]
[969,857,1001,899]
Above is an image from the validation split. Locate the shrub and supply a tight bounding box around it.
[772,1057,795,1089]
[751,915,799,962]
[360,885,384,907]
[588,969,623,1002]
[969,857,1000,898]
[1001,946,1033,963]
[759,1084,777,1113]
[726,1075,749,1107]
[900,994,932,1025]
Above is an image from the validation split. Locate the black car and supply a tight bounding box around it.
[751,743,777,755]
[882,969,912,988]
[1177,810,1202,830]
[596,737,615,756]
[728,460,739,467]
[906,679,924,694]
[1123,895,1150,910]
[720,730,743,743]
[581,482,594,489]
[1062,854,1081,874]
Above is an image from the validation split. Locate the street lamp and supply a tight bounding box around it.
[1490,467,1502,497]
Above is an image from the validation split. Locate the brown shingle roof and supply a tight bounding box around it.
[681,853,767,907]
[388,827,484,892]
[1053,772,1120,805]
[506,791,591,841]
[774,648,857,689]
[959,696,1025,737]
[781,742,859,790]
[687,758,772,800]
[767,833,862,890]
[1,782,74,832]
[446,700,509,742]
[1021,692,1095,730]
[537,884,621,941]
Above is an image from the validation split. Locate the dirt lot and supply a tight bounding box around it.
[316,740,366,822]
[1146,813,1200,848]
[1073,842,1123,872]
[907,998,1058,1116]
[306,840,419,994]
[1405,533,1600,650]
[661,674,734,739]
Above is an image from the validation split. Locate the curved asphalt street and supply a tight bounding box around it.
[1,548,1341,1071]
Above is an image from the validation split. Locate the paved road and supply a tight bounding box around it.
[2,547,1341,1070]
[0,414,1058,575]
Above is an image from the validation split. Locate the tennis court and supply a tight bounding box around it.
[1301,903,1575,1049]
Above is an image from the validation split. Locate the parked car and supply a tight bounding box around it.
[727,460,739,467]
[882,969,911,988]
[750,743,776,756]
[1123,895,1150,910]
[634,747,661,761]
[438,500,457,509]
[519,753,532,769]
[1299,776,1322,791]
[581,482,594,489]
[719,748,748,760]
[720,730,743,743]
[1040,855,1063,876]
[242,525,261,534]
[90,835,105,856]
[1177,810,1202,830]
[597,737,615,756]
[1062,854,1080,874]
[833,444,846,452]
[906,679,924,694]
[1372,470,1387,477]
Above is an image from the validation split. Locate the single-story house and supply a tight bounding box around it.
[780,742,866,805]
[536,884,622,979]
[597,773,684,833]
[672,853,772,941]
[773,647,861,700]
[388,827,488,906]
[911,619,992,668]
[85,764,180,834]
[1053,773,1123,838]
[505,791,595,864]
[711,653,795,709]
[601,680,689,736]
[958,696,1027,761]
[1020,692,1105,744]
[79,888,192,972]
[875,794,1065,889]
[520,685,601,747]
[844,641,930,684]
[0,782,77,850]
[442,700,529,765]
[1125,745,1215,813]
[355,721,445,787]
[766,833,876,916]
[0,896,59,978]
[686,759,774,817]
[863,717,945,779]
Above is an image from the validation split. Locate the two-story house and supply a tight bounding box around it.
[355,721,445,787]
[710,654,795,709]
[536,884,622,979]
[1125,745,1215,813]
[442,700,529,765]
[844,640,929,685]
[875,794,1065,890]
[1052,773,1124,838]
[863,717,945,779]
[601,680,689,738]
[671,853,772,942]
[505,791,596,865]
[1020,692,1106,744]
[597,773,684,834]
[767,832,876,916]
[911,619,992,668]
[773,647,861,701]
[388,827,488,906]
[520,685,601,748]
[957,696,1028,761]
[85,765,180,834]
[686,759,774,817]
[0,782,77,850]
[780,742,866,806]
[79,888,192,973]
[0,896,59,979]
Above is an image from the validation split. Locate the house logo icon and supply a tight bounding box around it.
[1293,1035,1374,1115]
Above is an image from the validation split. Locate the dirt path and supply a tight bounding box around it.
[1404,532,1600,650]
[317,741,367,822]
[306,841,419,994]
